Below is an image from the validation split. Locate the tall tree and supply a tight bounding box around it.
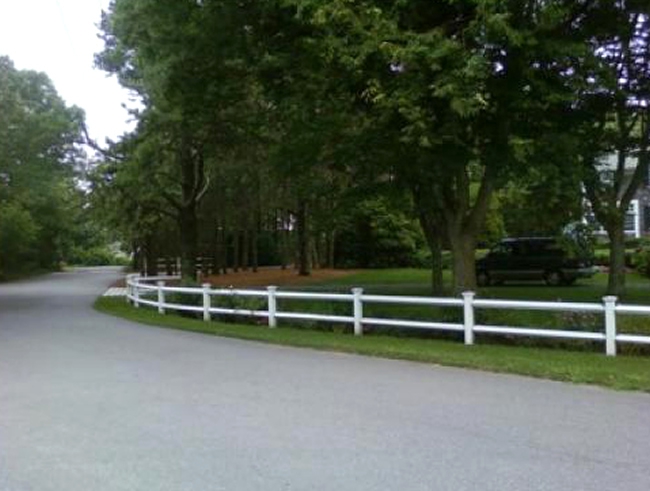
[577,4,650,295]
[0,56,84,276]
[292,0,600,292]
[97,0,256,281]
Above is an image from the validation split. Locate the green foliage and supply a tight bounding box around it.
[92,0,650,295]
[498,167,583,237]
[66,246,129,267]
[558,223,596,260]
[335,196,425,268]
[632,244,650,278]
[0,56,90,278]
[165,279,204,318]
[218,292,267,324]
[477,189,506,246]
[0,202,40,277]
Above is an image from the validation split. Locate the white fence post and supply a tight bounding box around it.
[133,282,140,308]
[202,283,212,322]
[352,288,364,336]
[267,285,277,328]
[157,281,165,314]
[125,279,131,303]
[603,295,617,356]
[463,291,475,345]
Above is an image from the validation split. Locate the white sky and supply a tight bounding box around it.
[0,0,136,144]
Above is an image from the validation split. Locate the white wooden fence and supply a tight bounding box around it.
[125,274,650,357]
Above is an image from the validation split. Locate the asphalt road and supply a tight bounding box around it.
[1,268,649,491]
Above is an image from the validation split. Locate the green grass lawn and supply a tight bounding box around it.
[96,296,650,392]
[308,269,649,303]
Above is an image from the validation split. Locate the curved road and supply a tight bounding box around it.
[1,268,649,490]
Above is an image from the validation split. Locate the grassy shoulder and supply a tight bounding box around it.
[96,296,650,393]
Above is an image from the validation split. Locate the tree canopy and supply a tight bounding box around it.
[90,0,650,294]
[0,56,89,277]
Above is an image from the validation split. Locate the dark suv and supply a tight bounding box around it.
[476,237,597,286]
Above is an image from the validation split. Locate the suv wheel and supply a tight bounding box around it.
[544,270,564,286]
[477,271,490,287]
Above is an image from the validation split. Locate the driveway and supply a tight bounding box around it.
[1,268,649,490]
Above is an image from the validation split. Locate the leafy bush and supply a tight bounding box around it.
[633,246,650,277]
[0,203,40,278]
[335,196,425,268]
[165,280,203,318]
[409,248,454,270]
[217,291,266,324]
[593,248,637,268]
[67,246,129,266]
[593,249,610,267]
[625,238,644,249]
[559,222,595,260]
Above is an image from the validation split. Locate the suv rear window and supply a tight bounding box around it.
[530,241,563,256]
[496,239,565,257]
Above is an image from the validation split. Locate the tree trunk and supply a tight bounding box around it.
[278,221,286,270]
[131,241,140,272]
[179,204,198,282]
[252,180,261,273]
[443,167,494,294]
[416,210,445,295]
[311,240,320,270]
[143,235,158,277]
[327,231,336,269]
[297,200,311,276]
[606,222,626,296]
[220,225,228,274]
[251,226,259,273]
[176,129,205,284]
[280,209,289,270]
[233,231,240,272]
[429,239,444,295]
[448,230,477,294]
[212,222,221,276]
[242,229,250,271]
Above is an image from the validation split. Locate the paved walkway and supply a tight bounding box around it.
[1,268,649,491]
[103,286,127,297]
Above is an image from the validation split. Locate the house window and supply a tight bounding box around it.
[626,200,640,237]
[625,212,636,231]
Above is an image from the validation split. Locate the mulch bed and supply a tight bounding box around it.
[117,266,357,288]
[202,267,356,288]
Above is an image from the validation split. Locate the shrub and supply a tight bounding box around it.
[67,246,129,266]
[0,203,39,277]
[632,246,650,277]
[558,222,595,260]
[165,280,203,318]
[217,291,266,324]
[334,196,425,268]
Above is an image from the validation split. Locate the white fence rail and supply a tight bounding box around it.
[125,274,650,357]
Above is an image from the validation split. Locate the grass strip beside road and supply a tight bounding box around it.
[95,297,650,392]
